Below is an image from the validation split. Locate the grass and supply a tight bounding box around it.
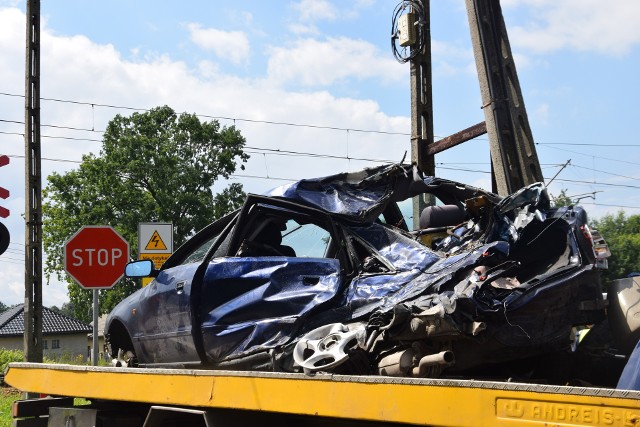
[0,387,21,427]
[0,349,98,425]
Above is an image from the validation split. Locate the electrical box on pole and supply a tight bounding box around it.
[392,0,435,229]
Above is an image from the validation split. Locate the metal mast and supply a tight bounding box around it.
[24,0,43,363]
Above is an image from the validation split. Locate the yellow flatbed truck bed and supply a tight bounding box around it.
[5,362,640,426]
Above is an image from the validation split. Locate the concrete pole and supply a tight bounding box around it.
[410,0,435,229]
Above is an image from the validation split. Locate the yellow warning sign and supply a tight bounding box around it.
[140,253,170,268]
[140,252,171,287]
[145,230,168,251]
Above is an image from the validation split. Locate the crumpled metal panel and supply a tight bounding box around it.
[200,257,341,361]
[359,179,591,347]
[352,223,438,269]
[267,163,430,222]
[496,181,549,214]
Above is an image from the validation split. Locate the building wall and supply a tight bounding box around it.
[0,333,89,361]
[87,335,109,362]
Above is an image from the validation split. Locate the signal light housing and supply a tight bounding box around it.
[0,154,9,256]
[0,155,8,218]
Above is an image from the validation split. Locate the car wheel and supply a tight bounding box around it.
[107,321,138,367]
[113,348,138,368]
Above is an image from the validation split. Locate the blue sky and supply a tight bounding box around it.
[1,0,639,307]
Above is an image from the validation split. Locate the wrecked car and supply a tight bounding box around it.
[106,163,617,384]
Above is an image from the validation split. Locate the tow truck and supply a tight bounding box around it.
[8,1,640,425]
[6,362,640,426]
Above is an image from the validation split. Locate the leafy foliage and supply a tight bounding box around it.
[592,211,640,284]
[0,349,24,374]
[552,189,573,208]
[49,302,78,319]
[43,106,248,322]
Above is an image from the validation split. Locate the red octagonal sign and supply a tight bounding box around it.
[64,226,130,289]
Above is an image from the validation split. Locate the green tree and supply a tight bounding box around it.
[43,106,249,322]
[0,301,7,313]
[552,189,573,207]
[592,211,640,284]
[50,301,79,319]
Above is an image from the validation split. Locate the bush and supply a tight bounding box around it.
[43,352,86,366]
[0,349,24,375]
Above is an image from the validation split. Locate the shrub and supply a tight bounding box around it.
[0,349,24,374]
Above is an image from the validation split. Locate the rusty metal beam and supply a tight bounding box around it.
[426,122,487,156]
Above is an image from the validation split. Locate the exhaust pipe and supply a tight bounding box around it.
[412,350,455,377]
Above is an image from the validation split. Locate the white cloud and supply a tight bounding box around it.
[287,23,320,36]
[186,23,250,65]
[292,0,337,22]
[533,103,550,126]
[290,0,375,23]
[241,11,254,26]
[0,7,413,306]
[267,37,404,87]
[431,39,474,76]
[505,0,640,56]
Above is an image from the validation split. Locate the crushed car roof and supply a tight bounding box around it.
[266,163,500,222]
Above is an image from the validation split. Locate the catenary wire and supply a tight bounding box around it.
[2,93,640,190]
[0,92,411,136]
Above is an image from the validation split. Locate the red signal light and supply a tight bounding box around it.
[0,155,8,219]
[0,154,9,256]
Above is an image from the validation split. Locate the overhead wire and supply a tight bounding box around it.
[2,115,632,180]
[538,142,640,147]
[553,178,640,190]
[3,92,640,196]
[2,91,637,156]
[0,92,410,136]
[569,163,640,182]
[4,128,640,189]
[537,143,640,167]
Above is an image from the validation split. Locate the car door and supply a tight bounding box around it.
[134,213,236,365]
[134,263,200,364]
[194,196,345,363]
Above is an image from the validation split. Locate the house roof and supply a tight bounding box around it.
[0,304,91,337]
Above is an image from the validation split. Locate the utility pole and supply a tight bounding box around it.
[409,0,435,229]
[24,0,43,364]
[394,0,543,212]
[465,0,543,195]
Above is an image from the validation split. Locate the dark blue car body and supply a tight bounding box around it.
[106,163,607,380]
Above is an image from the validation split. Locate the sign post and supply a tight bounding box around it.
[64,226,129,365]
[92,289,98,367]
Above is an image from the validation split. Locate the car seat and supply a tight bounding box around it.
[245,221,296,257]
[417,205,466,247]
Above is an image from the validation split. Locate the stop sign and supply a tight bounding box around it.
[64,226,130,289]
